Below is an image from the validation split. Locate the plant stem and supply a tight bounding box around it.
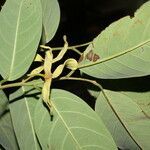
[40,44,83,55]
[52,41,92,51]
[0,78,8,85]
[70,48,82,55]
[59,77,102,89]
[40,40,91,55]
[66,70,76,78]
[0,81,42,90]
[22,76,34,83]
[40,45,52,50]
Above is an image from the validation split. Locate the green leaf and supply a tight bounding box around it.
[0,90,19,150]
[95,89,150,149]
[9,86,41,150]
[0,0,42,81]
[34,89,117,150]
[79,1,150,79]
[0,90,8,116]
[41,0,60,43]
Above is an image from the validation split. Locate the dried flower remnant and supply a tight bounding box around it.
[78,49,100,63]
[78,54,84,63]
[93,54,100,62]
[86,50,94,61]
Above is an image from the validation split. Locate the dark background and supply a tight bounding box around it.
[50,0,150,109]
[50,0,148,46]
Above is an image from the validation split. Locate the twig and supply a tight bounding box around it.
[52,41,92,51]
[69,48,82,55]
[0,81,42,90]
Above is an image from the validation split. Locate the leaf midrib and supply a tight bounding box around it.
[9,1,23,79]
[79,39,150,69]
[101,90,142,149]
[21,86,38,150]
[52,101,82,150]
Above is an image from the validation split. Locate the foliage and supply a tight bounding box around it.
[0,0,150,149]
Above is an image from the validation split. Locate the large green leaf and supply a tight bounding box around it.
[9,86,41,150]
[0,0,42,81]
[79,1,150,79]
[0,90,19,150]
[34,89,117,150]
[41,0,60,43]
[95,89,150,149]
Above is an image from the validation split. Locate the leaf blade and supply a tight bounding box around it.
[34,89,117,150]
[79,1,150,79]
[0,90,19,150]
[41,0,60,43]
[95,89,150,149]
[0,0,42,80]
[9,86,41,150]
